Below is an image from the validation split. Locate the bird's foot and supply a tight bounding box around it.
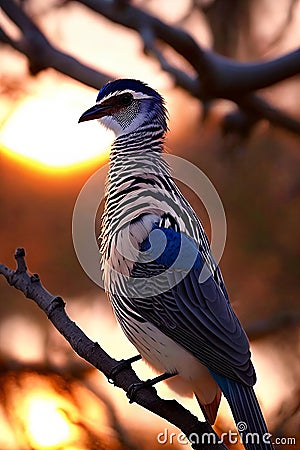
[108,355,142,384]
[127,371,176,403]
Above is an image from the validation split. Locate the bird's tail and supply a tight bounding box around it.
[221,378,274,450]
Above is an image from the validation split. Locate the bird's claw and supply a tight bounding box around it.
[126,371,176,403]
[127,380,154,403]
[108,355,142,384]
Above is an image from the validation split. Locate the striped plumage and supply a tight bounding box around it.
[79,79,274,449]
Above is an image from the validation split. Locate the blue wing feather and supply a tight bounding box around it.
[141,227,201,270]
[128,224,274,448]
[130,225,255,385]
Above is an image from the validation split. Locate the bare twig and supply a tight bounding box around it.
[223,94,300,137]
[0,248,227,450]
[77,0,300,135]
[2,0,300,135]
[141,25,199,96]
[78,0,300,96]
[1,0,111,89]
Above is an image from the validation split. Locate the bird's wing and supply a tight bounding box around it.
[128,224,256,386]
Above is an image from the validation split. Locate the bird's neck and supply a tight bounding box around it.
[100,124,172,262]
[108,125,171,185]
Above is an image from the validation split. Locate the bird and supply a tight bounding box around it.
[79,79,274,450]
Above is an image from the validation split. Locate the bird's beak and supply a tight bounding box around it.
[78,104,111,123]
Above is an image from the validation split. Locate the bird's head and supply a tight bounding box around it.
[78,79,168,136]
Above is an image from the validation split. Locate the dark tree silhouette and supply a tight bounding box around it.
[1,0,300,135]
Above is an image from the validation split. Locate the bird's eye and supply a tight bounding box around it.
[119,93,133,106]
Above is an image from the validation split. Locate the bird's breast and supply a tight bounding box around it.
[115,312,218,405]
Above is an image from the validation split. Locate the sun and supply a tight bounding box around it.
[0,84,114,171]
[27,395,73,448]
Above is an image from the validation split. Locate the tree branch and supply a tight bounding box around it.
[141,25,200,96]
[196,48,300,98]
[2,0,300,136]
[1,0,111,89]
[223,94,300,137]
[78,0,300,97]
[77,0,300,135]
[0,248,227,450]
[237,94,300,134]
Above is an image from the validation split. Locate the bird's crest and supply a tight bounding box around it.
[96,79,163,103]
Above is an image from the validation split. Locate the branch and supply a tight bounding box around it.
[2,0,300,136]
[76,0,206,86]
[78,0,300,97]
[0,248,227,450]
[141,25,200,96]
[197,48,300,98]
[223,94,300,137]
[1,0,111,89]
[77,0,300,135]
[237,94,300,134]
